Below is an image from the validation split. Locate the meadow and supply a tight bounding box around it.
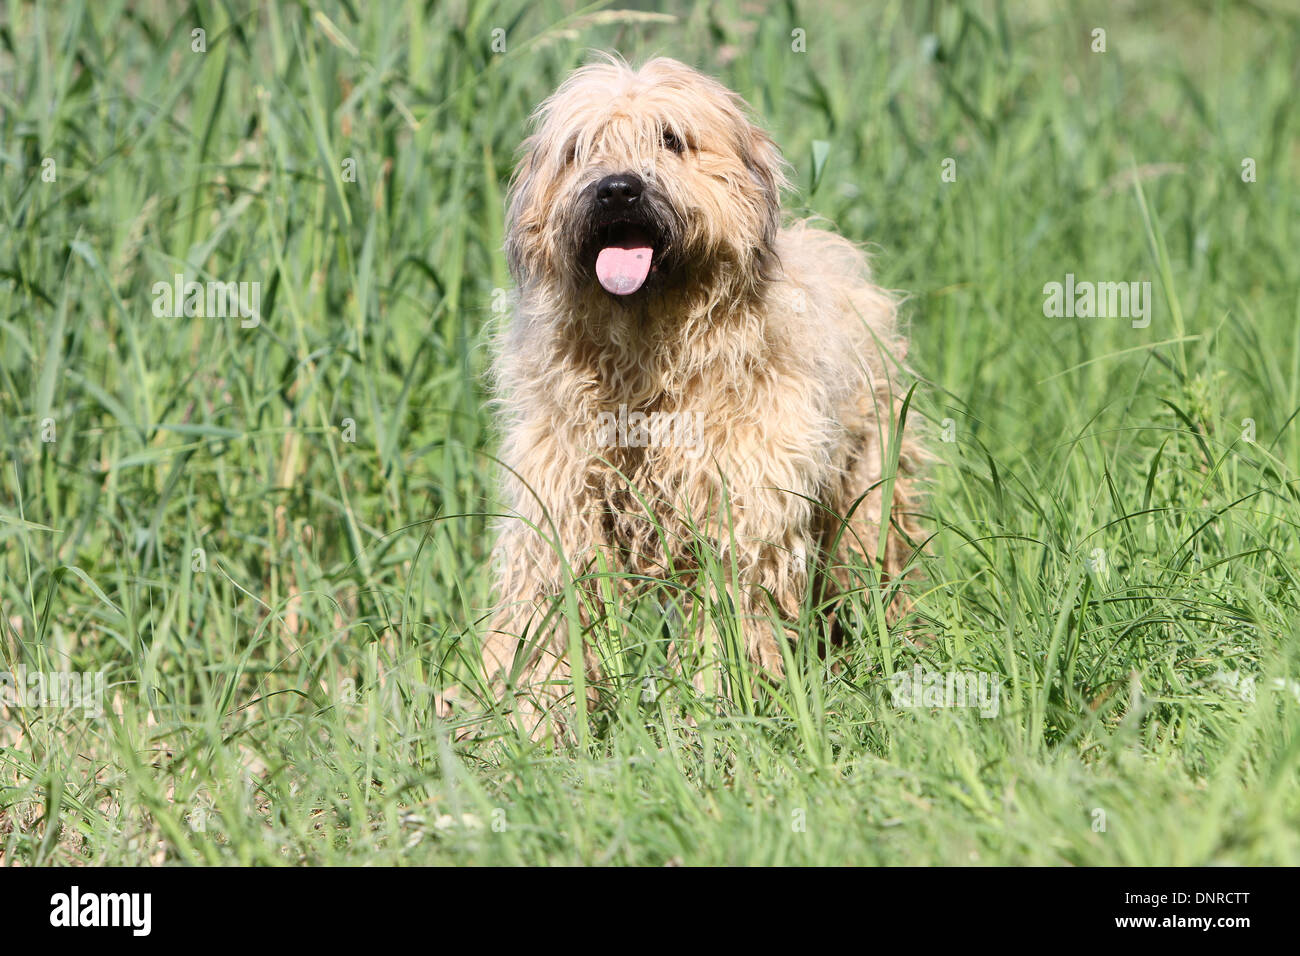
[1,0,1298,865]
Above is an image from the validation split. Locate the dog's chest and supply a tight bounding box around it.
[585,396,714,568]
[592,446,689,573]
[566,338,758,563]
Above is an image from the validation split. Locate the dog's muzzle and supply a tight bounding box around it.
[590,172,660,296]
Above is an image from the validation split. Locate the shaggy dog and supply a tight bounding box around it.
[478,56,920,735]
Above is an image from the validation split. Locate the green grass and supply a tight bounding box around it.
[2,0,1299,865]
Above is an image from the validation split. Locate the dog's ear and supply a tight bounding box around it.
[738,123,787,253]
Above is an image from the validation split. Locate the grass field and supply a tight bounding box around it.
[2,0,1299,865]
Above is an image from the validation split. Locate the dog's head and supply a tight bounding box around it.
[505,57,788,301]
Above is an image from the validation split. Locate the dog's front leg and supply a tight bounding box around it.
[480,427,608,740]
[683,452,821,684]
[482,542,602,740]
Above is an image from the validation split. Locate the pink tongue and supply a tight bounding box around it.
[596,244,653,295]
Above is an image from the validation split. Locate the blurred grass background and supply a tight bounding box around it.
[1,0,1299,864]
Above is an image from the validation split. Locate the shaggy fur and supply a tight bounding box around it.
[479,57,921,735]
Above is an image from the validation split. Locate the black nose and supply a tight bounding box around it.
[595,173,643,211]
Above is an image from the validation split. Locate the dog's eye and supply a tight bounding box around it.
[661,128,684,154]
